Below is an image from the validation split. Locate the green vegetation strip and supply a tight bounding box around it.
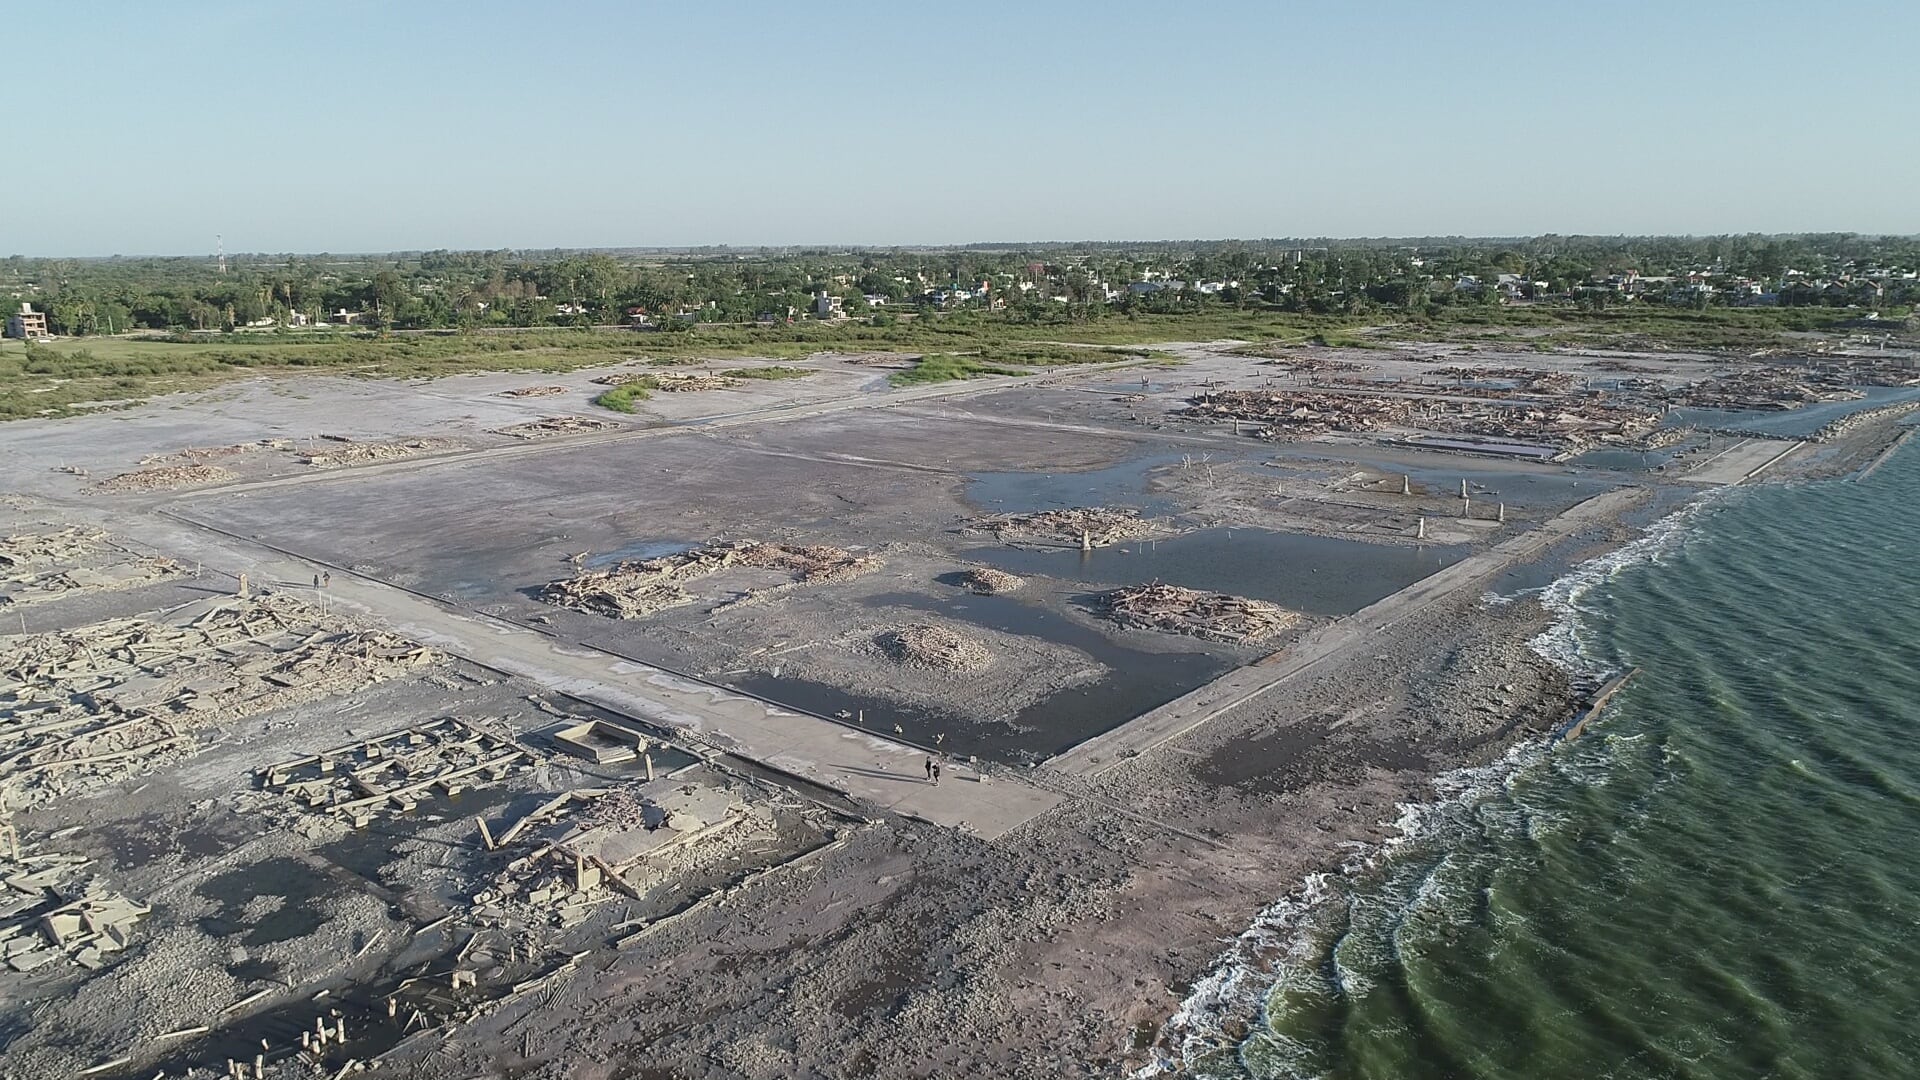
[889,355,1027,387]
[593,383,651,412]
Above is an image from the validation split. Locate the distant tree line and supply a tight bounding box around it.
[3,233,1914,337]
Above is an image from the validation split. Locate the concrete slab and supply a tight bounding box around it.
[1680,438,1803,485]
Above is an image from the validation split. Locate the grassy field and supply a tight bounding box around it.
[887,355,1029,387]
[0,305,1878,420]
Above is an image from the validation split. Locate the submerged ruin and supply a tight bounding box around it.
[966,505,1159,549]
[1100,583,1298,644]
[542,539,881,619]
[876,624,992,672]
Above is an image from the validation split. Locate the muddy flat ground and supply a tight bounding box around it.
[2,338,1907,1079]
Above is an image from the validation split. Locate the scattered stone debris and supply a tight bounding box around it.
[136,440,293,467]
[1,593,439,809]
[1100,583,1298,644]
[967,506,1158,549]
[592,371,737,392]
[957,567,1025,595]
[542,540,881,619]
[259,718,533,828]
[491,416,619,440]
[875,625,991,672]
[1186,388,1662,453]
[1674,369,1866,410]
[296,437,452,467]
[0,862,148,974]
[1185,390,1407,435]
[474,781,766,925]
[815,351,918,367]
[497,385,570,398]
[92,465,237,493]
[0,527,181,607]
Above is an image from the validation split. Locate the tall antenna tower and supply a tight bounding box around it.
[217,234,226,275]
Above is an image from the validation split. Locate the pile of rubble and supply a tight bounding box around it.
[136,440,291,467]
[473,782,760,926]
[0,527,182,609]
[1,852,149,973]
[92,464,237,493]
[1427,366,1579,395]
[876,624,991,672]
[1185,390,1409,437]
[497,385,570,398]
[1188,387,1664,453]
[968,506,1158,548]
[1100,583,1298,644]
[542,540,881,619]
[958,567,1025,595]
[492,416,619,439]
[296,436,452,467]
[1674,369,1865,410]
[260,718,532,828]
[0,527,107,571]
[0,594,440,808]
[591,371,738,393]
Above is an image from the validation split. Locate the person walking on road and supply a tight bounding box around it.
[929,760,941,785]
[924,758,935,783]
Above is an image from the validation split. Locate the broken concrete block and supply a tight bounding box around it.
[41,911,84,945]
[7,948,60,972]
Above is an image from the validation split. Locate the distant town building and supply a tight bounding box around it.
[813,291,844,320]
[5,303,49,339]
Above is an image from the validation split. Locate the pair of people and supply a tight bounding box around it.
[923,758,942,784]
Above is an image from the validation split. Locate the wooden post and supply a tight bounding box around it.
[644,753,655,782]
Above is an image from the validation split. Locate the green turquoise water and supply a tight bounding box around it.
[1166,436,1920,1079]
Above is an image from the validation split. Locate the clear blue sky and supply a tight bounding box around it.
[15,1,1919,255]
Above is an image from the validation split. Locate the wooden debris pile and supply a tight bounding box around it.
[492,415,619,439]
[0,594,440,808]
[543,540,880,619]
[259,718,532,828]
[958,567,1025,595]
[92,464,237,493]
[497,385,570,398]
[968,506,1157,548]
[1100,583,1298,644]
[876,625,991,672]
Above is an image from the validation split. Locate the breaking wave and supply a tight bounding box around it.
[1141,497,1714,1077]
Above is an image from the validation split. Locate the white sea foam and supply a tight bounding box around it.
[1142,503,1722,1077]
[1526,494,1723,675]
[1139,740,1555,1077]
